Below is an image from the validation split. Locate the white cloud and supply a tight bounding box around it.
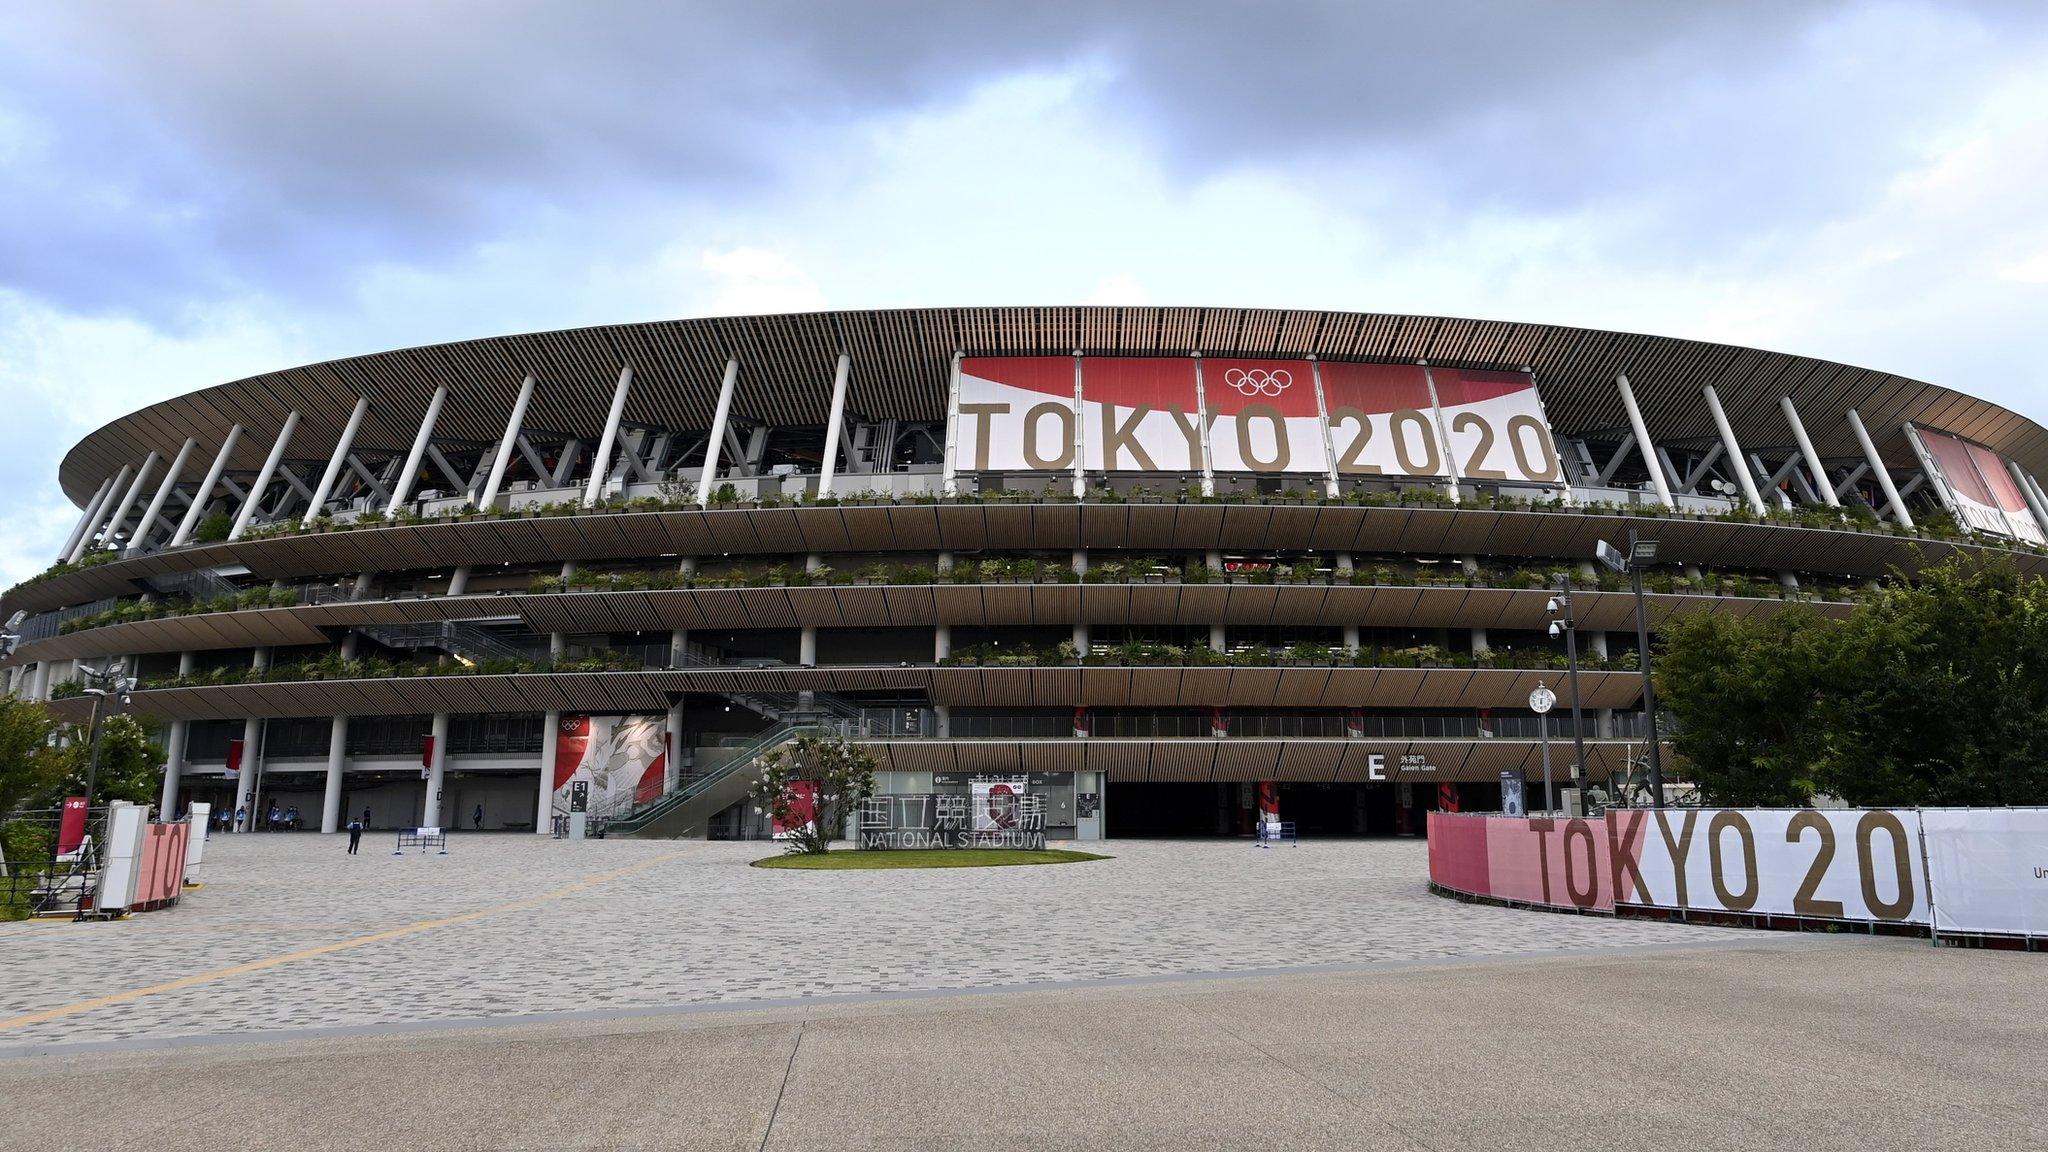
[1086,273,1149,305]
[698,247,829,316]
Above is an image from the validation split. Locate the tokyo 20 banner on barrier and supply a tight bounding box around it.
[954,356,1563,482]
[1429,807,2046,938]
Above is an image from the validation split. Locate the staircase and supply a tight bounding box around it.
[144,567,240,603]
[354,619,530,664]
[607,722,827,838]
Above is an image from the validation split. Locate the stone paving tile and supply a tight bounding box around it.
[0,834,1752,1046]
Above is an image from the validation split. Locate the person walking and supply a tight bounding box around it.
[361,805,372,831]
[345,815,363,855]
[472,803,484,831]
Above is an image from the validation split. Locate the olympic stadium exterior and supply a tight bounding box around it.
[9,306,2048,841]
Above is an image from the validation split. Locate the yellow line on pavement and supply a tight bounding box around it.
[0,848,696,1035]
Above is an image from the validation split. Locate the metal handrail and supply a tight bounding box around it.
[603,722,828,833]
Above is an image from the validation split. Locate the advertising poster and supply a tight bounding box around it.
[552,714,668,816]
[1917,427,2046,543]
[1318,361,1442,478]
[1080,357,1202,472]
[1201,358,1328,474]
[956,357,1078,472]
[1427,367,1565,484]
[772,780,818,840]
[972,776,1029,832]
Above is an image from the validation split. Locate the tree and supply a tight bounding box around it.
[1655,604,1835,806]
[747,733,877,855]
[0,696,64,877]
[50,714,166,809]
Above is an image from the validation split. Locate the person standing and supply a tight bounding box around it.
[472,803,484,831]
[361,805,372,831]
[345,815,363,855]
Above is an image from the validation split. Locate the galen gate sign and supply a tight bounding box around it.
[952,356,1564,481]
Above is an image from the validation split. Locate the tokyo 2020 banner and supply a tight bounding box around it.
[1914,426,2046,544]
[1429,808,2046,938]
[553,714,667,816]
[954,356,1562,482]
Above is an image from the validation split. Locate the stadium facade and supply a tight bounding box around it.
[8,307,2048,840]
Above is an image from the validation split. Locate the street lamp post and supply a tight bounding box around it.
[75,661,136,814]
[1597,532,1666,807]
[1546,575,1589,806]
[1528,681,1556,814]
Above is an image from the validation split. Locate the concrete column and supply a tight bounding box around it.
[171,426,244,547]
[29,661,50,702]
[550,632,566,661]
[697,358,742,508]
[157,652,196,817]
[1073,623,1090,655]
[941,351,964,499]
[478,375,537,509]
[57,476,117,562]
[1343,624,1360,653]
[1206,549,1223,572]
[303,398,370,526]
[1614,375,1675,508]
[800,626,818,667]
[237,716,263,830]
[423,712,450,827]
[1780,396,1839,507]
[584,365,635,506]
[72,464,133,561]
[1471,627,1490,654]
[1846,409,1913,528]
[817,352,852,498]
[321,716,348,834]
[1210,622,1227,654]
[351,572,378,600]
[100,453,161,553]
[129,439,199,556]
[934,625,951,661]
[2007,461,2048,536]
[934,705,951,738]
[537,709,560,835]
[937,550,954,573]
[669,629,689,668]
[445,566,470,596]
[1419,362,1462,502]
[664,702,684,795]
[1702,385,1767,514]
[230,413,300,539]
[386,387,448,513]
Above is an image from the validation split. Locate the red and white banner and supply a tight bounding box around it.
[1081,358,1202,472]
[955,356,1560,480]
[772,780,818,840]
[552,714,667,815]
[1917,427,2046,543]
[1201,358,1327,474]
[1613,808,1927,925]
[972,776,1028,832]
[957,357,1079,472]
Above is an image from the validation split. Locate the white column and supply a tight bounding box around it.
[128,438,199,556]
[584,364,635,506]
[1193,354,1216,499]
[386,387,448,513]
[57,476,116,563]
[940,352,963,499]
[1702,385,1766,514]
[1614,375,1673,508]
[669,628,689,668]
[101,452,161,552]
[478,375,536,509]
[171,426,244,546]
[423,712,450,827]
[303,397,371,526]
[2017,467,2048,534]
[237,717,263,830]
[1312,358,1340,499]
[321,716,348,834]
[446,567,470,596]
[933,625,951,661]
[665,702,684,794]
[1210,622,1227,654]
[1071,352,1087,499]
[697,358,742,508]
[817,353,852,498]
[1419,362,1462,502]
[157,652,197,817]
[1900,423,1962,518]
[72,464,134,561]
[1779,396,1839,507]
[537,709,560,835]
[230,412,300,539]
[1846,409,1913,528]
[800,626,818,667]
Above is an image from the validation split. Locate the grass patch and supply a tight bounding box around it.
[752,848,1110,870]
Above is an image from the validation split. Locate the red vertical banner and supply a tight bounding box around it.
[1256,780,1281,823]
[57,796,88,855]
[420,734,435,768]
[553,714,592,792]
[1081,358,1202,472]
[225,739,243,778]
[1210,707,1229,738]
[1202,358,1328,475]
[1318,362,1438,478]
[1072,706,1091,737]
[1438,782,1460,812]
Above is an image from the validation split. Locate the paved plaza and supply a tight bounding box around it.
[1,834,1758,1048]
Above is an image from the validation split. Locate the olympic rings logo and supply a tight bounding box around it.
[1224,368,1292,397]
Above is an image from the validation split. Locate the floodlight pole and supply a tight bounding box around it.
[1628,529,1666,807]
[1556,574,1589,800]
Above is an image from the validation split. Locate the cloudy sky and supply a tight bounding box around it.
[3,1,2046,584]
